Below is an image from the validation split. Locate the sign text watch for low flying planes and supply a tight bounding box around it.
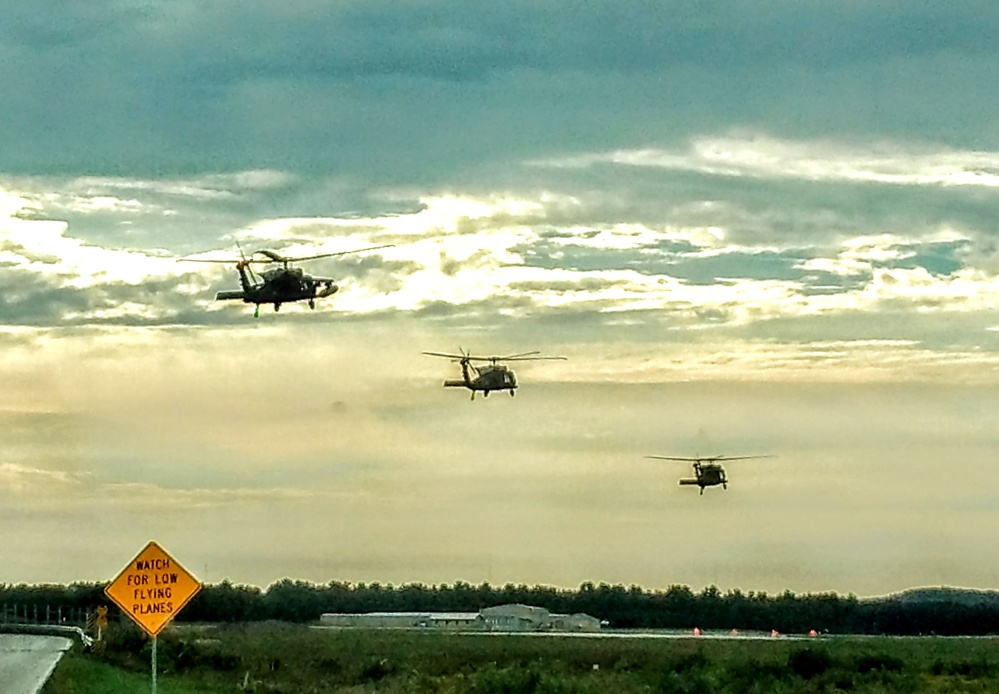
[104,541,202,637]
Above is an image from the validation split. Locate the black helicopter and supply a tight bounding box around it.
[185,244,392,316]
[423,350,567,400]
[644,454,773,494]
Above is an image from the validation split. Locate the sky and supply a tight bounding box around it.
[3,1,999,599]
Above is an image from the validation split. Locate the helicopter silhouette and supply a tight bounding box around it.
[423,349,567,400]
[644,454,773,494]
[184,244,392,317]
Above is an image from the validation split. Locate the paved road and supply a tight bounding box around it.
[0,634,72,694]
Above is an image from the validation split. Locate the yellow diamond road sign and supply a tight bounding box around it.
[105,541,201,637]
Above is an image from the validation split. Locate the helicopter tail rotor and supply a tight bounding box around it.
[235,241,262,285]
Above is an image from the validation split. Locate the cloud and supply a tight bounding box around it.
[4,301,999,589]
[542,135,999,189]
[3,1,998,181]
[0,462,80,491]
[2,164,999,334]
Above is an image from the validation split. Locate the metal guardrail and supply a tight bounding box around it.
[0,623,93,648]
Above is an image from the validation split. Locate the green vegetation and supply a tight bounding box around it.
[9,579,999,636]
[42,654,214,694]
[42,622,999,693]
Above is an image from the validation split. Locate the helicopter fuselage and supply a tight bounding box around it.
[425,350,564,401]
[443,362,518,397]
[185,244,391,315]
[680,463,728,493]
[216,264,338,311]
[646,453,769,496]
[679,462,727,494]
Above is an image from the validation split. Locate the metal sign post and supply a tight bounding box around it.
[152,635,158,694]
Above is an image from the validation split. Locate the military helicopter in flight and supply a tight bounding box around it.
[644,454,773,494]
[184,244,392,317]
[423,349,567,400]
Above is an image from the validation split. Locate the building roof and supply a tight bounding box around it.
[323,612,480,620]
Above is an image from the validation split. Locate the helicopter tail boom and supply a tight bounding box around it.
[215,290,247,301]
[443,380,467,388]
[678,479,701,486]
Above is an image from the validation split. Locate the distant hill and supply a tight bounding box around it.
[879,587,999,607]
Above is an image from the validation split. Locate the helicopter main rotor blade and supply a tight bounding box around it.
[213,245,395,265]
[709,455,774,461]
[251,249,286,264]
[482,352,567,362]
[178,258,238,263]
[645,455,773,462]
[179,253,275,265]
[424,352,502,362]
[645,456,709,462]
[502,356,568,362]
[282,244,395,262]
[423,351,468,360]
[423,350,566,363]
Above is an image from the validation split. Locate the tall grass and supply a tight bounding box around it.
[44,622,999,693]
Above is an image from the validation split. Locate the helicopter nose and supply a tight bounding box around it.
[316,282,339,298]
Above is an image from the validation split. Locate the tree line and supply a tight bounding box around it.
[3,580,998,636]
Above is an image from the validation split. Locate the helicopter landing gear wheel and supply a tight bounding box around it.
[510,390,515,397]
[484,391,489,398]
[254,305,260,318]
[308,298,315,309]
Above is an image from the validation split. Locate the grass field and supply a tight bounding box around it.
[42,622,999,693]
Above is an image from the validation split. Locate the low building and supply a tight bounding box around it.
[550,613,602,632]
[480,604,551,631]
[320,604,601,633]
[319,611,482,630]
[427,612,483,630]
